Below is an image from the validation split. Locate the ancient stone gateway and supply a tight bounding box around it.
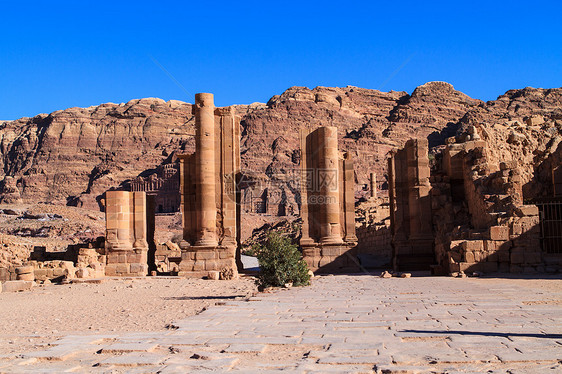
[103,93,361,278]
[176,93,241,279]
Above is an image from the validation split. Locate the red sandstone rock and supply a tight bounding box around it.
[0,83,560,217]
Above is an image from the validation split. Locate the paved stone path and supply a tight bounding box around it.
[1,275,561,373]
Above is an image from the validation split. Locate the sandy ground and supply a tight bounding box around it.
[0,276,257,355]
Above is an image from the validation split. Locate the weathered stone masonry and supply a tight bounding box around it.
[177,93,241,279]
[390,127,561,275]
[104,191,149,276]
[300,126,358,273]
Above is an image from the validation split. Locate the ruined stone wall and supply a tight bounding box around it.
[430,126,556,275]
[355,196,392,268]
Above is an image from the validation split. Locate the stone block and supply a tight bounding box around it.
[208,271,220,280]
[0,268,9,282]
[2,280,34,292]
[106,253,119,264]
[319,256,334,267]
[115,263,129,274]
[498,262,510,272]
[524,252,541,264]
[305,257,319,269]
[510,223,522,236]
[483,240,496,252]
[321,246,343,257]
[15,266,34,274]
[182,251,196,261]
[489,226,509,241]
[516,205,539,217]
[33,269,49,280]
[459,262,482,272]
[192,261,205,271]
[17,273,35,281]
[510,264,523,273]
[127,253,141,263]
[129,263,146,275]
[205,261,219,271]
[52,268,66,277]
[179,262,194,272]
[462,240,483,252]
[511,252,525,264]
[196,250,216,260]
[219,247,236,259]
[474,251,487,262]
[464,252,475,262]
[482,261,498,273]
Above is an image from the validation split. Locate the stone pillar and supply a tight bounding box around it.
[300,126,357,273]
[370,173,377,199]
[194,93,218,247]
[104,191,149,276]
[343,152,357,242]
[132,192,148,251]
[105,191,133,251]
[299,129,314,245]
[178,93,240,279]
[318,126,342,244]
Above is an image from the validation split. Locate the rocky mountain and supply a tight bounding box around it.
[0,82,560,212]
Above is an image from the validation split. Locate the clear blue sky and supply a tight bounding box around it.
[1,0,561,120]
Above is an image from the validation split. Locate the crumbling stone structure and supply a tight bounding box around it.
[104,191,150,276]
[388,139,434,270]
[177,93,241,279]
[299,126,358,273]
[390,127,561,275]
[355,195,392,268]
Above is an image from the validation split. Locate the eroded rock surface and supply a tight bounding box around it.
[0,83,560,211]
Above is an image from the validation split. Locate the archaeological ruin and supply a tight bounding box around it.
[1,85,561,286]
[299,126,359,273]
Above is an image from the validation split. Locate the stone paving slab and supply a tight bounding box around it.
[0,275,561,372]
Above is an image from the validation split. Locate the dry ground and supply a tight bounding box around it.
[0,276,257,355]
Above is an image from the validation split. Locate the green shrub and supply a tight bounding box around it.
[255,233,310,288]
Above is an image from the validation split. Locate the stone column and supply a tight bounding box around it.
[343,152,357,242]
[370,173,377,199]
[299,129,314,245]
[318,126,342,244]
[105,191,133,251]
[132,192,148,251]
[194,93,218,246]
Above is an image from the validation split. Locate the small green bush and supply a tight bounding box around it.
[255,233,310,288]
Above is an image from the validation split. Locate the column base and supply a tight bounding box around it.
[178,244,238,280]
[105,250,148,277]
[302,242,359,274]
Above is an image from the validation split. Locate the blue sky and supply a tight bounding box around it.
[1,0,561,120]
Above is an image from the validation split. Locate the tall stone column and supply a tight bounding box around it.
[370,173,377,199]
[318,126,342,244]
[132,192,148,251]
[195,93,218,246]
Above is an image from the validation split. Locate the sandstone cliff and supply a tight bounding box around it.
[0,82,559,211]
